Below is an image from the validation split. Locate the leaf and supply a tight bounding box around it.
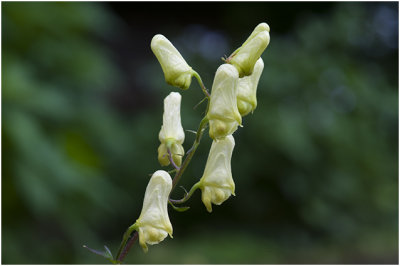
[168,201,190,212]
[83,244,118,264]
[185,129,197,135]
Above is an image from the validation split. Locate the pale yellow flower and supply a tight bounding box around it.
[207,64,242,140]
[198,135,235,212]
[237,58,264,116]
[136,170,173,252]
[158,92,185,166]
[151,34,194,90]
[229,23,270,77]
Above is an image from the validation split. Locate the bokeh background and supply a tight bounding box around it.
[2,2,398,264]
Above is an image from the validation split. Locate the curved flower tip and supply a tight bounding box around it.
[136,170,173,252]
[237,58,264,116]
[151,34,194,90]
[241,23,270,48]
[198,135,236,212]
[230,31,269,77]
[158,92,185,166]
[228,23,270,77]
[207,64,242,140]
[238,22,270,48]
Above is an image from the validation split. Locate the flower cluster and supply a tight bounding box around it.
[125,22,269,255]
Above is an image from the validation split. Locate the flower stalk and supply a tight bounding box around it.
[85,22,270,264]
[115,224,138,262]
[169,181,201,205]
[171,116,209,192]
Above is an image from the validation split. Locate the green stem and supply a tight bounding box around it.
[171,116,209,192]
[170,181,201,204]
[112,72,210,264]
[117,231,138,263]
[115,224,138,262]
[193,71,210,98]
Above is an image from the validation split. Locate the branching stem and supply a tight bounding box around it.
[100,71,211,264]
[169,181,201,204]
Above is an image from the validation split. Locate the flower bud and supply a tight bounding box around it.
[198,135,235,212]
[158,92,185,166]
[151,34,194,90]
[136,170,173,252]
[229,23,270,77]
[207,64,242,140]
[237,58,264,116]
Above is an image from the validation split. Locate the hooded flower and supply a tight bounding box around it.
[236,58,264,116]
[207,64,242,140]
[228,23,270,77]
[151,34,194,90]
[198,135,235,212]
[135,170,173,252]
[158,92,185,166]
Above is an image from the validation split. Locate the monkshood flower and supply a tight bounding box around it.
[228,23,270,77]
[207,64,242,140]
[135,170,173,252]
[158,92,185,166]
[151,34,194,90]
[236,58,264,116]
[198,135,235,212]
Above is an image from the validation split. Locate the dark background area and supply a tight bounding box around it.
[2,2,398,264]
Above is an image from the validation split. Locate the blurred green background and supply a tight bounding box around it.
[2,2,398,264]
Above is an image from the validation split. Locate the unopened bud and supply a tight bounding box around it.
[228,23,270,77]
[151,34,194,90]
